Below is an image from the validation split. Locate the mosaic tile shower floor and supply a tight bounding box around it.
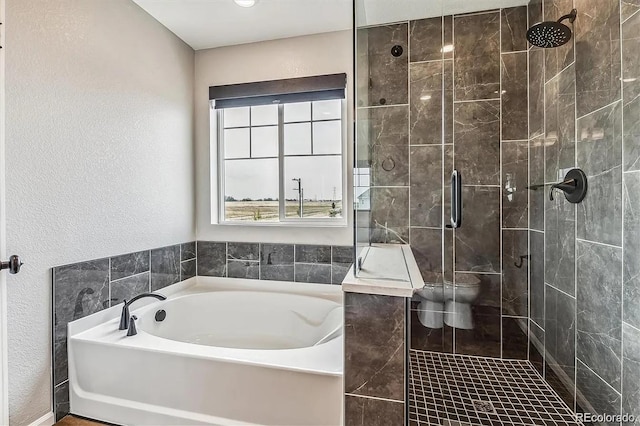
[409,350,581,426]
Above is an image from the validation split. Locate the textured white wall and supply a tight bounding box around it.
[194,31,354,245]
[5,1,195,424]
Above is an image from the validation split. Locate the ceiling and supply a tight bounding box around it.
[133,0,530,51]
[132,0,353,50]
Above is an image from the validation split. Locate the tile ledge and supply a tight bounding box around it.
[341,244,423,297]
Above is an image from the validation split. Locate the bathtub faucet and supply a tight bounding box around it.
[118,293,167,331]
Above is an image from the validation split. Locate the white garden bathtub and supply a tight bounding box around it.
[68,277,344,425]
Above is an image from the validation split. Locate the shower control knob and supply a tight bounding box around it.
[0,255,23,274]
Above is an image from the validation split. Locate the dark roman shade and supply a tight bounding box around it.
[210,73,347,109]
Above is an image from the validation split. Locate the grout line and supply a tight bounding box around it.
[576,358,622,397]
[453,98,501,103]
[356,103,409,110]
[109,270,149,284]
[622,7,640,24]
[575,238,622,250]
[575,99,622,121]
[345,393,405,404]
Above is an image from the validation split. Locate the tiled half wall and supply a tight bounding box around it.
[52,242,197,421]
[52,241,352,420]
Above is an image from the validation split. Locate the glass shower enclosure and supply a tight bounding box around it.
[354,0,640,423]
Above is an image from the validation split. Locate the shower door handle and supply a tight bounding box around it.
[447,170,462,229]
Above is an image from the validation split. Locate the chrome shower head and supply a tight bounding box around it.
[527,9,577,48]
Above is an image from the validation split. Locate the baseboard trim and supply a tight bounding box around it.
[28,411,55,426]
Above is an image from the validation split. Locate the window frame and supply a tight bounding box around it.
[216,100,347,226]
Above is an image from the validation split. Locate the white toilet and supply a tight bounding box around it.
[415,273,481,330]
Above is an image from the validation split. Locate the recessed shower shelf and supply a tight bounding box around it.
[341,244,424,297]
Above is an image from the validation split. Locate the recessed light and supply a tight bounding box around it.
[234,0,257,7]
[441,44,454,53]
[420,95,432,101]
[622,77,637,83]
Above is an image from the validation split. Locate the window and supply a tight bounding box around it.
[215,98,344,224]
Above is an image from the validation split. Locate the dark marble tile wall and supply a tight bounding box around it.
[51,241,196,421]
[527,0,640,421]
[345,293,405,425]
[196,241,352,285]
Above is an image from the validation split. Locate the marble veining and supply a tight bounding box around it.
[294,263,332,284]
[454,100,501,185]
[576,360,622,420]
[545,194,575,296]
[370,187,409,244]
[110,250,149,281]
[624,172,640,329]
[501,7,528,53]
[110,272,150,305]
[622,323,640,421]
[410,228,443,281]
[576,239,623,391]
[180,242,196,261]
[455,186,500,273]
[544,64,576,184]
[544,284,576,398]
[150,245,180,291]
[196,241,227,277]
[345,395,404,426]
[502,230,528,317]
[53,259,109,386]
[410,61,446,146]
[345,293,405,400]
[574,0,621,118]
[360,105,409,186]
[623,11,640,172]
[544,0,575,82]
[410,145,442,228]
[529,48,545,139]
[576,101,623,246]
[502,141,529,229]
[501,52,528,141]
[409,16,446,63]
[454,12,501,101]
[357,24,408,107]
[530,230,545,327]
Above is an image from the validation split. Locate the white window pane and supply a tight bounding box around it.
[224,159,279,222]
[251,105,278,126]
[251,126,278,158]
[223,107,250,128]
[224,128,250,159]
[313,99,341,120]
[284,102,311,122]
[284,156,342,218]
[284,123,311,155]
[313,121,342,155]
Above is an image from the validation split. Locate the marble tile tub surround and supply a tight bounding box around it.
[526,0,640,421]
[52,242,196,421]
[359,7,530,360]
[196,241,352,285]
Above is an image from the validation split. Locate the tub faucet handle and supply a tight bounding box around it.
[126,315,138,337]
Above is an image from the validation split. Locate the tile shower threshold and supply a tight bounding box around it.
[409,350,582,426]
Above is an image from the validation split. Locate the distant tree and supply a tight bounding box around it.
[225,196,237,202]
[241,198,253,202]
